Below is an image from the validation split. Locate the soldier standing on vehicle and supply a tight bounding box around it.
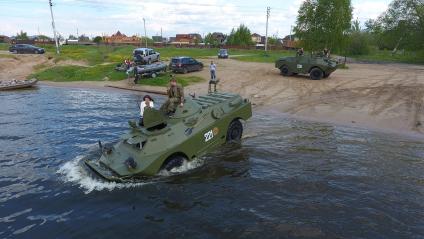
[323,48,330,57]
[160,76,184,115]
[297,48,304,56]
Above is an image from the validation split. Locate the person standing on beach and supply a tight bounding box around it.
[209,61,219,93]
[210,61,217,81]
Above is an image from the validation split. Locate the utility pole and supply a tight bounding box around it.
[49,0,60,54]
[290,25,293,41]
[160,27,163,42]
[265,7,270,52]
[143,18,147,48]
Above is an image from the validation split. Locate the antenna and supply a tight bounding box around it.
[48,0,60,54]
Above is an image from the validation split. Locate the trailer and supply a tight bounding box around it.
[134,62,167,83]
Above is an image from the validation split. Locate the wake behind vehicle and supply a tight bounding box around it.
[9,44,45,54]
[169,56,203,74]
[218,49,229,59]
[275,54,338,80]
[85,92,252,181]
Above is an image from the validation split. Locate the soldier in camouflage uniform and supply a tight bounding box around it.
[161,76,184,115]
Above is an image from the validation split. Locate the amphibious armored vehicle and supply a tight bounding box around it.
[85,92,252,181]
[275,54,338,80]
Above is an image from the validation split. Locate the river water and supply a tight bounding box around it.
[0,86,423,238]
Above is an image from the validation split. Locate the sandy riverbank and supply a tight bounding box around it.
[2,53,424,136]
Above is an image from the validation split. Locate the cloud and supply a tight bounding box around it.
[0,0,390,38]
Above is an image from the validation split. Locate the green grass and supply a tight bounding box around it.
[37,44,293,65]
[136,74,204,87]
[29,64,127,81]
[350,49,424,64]
[232,50,294,63]
[0,43,9,51]
[0,53,18,59]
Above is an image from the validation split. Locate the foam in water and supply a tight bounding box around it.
[158,158,204,176]
[57,156,204,193]
[57,156,149,194]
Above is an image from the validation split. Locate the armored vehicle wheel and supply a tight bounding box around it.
[280,65,292,76]
[310,68,324,80]
[162,154,187,172]
[183,67,188,74]
[227,119,243,142]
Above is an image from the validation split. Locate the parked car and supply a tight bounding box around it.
[133,48,160,65]
[169,57,204,74]
[218,49,229,59]
[9,44,45,54]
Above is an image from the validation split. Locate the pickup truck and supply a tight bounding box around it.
[133,48,160,65]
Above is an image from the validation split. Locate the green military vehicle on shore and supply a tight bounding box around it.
[85,92,252,181]
[275,54,338,80]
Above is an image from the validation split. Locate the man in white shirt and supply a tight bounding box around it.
[139,95,154,126]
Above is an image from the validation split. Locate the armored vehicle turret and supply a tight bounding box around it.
[85,92,252,181]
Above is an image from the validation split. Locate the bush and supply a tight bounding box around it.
[347,32,370,55]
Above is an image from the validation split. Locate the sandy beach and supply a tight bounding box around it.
[2,53,424,136]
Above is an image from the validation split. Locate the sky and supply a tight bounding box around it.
[0,0,392,39]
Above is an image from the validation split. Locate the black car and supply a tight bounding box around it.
[169,57,203,74]
[9,44,45,54]
[218,49,229,59]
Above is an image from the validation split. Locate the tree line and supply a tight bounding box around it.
[294,0,424,56]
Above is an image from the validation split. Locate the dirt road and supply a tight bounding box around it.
[189,59,424,135]
[1,53,424,135]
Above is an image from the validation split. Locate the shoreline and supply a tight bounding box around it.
[37,81,424,139]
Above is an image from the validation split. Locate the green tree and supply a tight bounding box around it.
[294,0,353,53]
[346,20,370,55]
[204,33,220,47]
[16,30,29,40]
[93,36,102,44]
[267,34,279,45]
[68,34,77,40]
[366,0,424,51]
[227,24,253,46]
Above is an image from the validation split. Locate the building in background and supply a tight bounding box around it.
[0,35,11,43]
[281,34,298,49]
[251,33,262,44]
[211,32,226,45]
[103,31,141,44]
[173,33,203,44]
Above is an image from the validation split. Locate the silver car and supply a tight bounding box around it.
[133,48,160,65]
